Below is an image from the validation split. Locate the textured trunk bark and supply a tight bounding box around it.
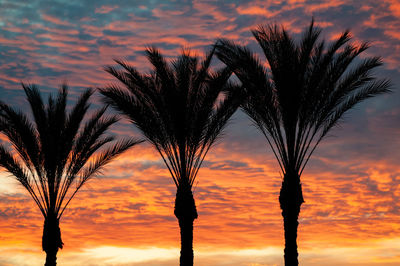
[279,171,304,266]
[42,214,63,266]
[178,216,194,266]
[44,250,58,266]
[174,185,198,266]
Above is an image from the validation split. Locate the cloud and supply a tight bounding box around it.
[0,0,399,265]
[95,5,119,14]
[41,13,73,26]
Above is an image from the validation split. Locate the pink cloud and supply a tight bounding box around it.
[95,5,119,14]
[41,14,73,26]
[0,1,400,265]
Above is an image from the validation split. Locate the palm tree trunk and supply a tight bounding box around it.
[42,214,63,266]
[279,171,304,266]
[178,216,194,265]
[174,185,198,266]
[44,250,58,266]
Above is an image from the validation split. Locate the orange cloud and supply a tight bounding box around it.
[236,6,276,17]
[1,1,400,265]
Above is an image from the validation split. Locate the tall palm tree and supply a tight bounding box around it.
[215,20,391,265]
[99,47,242,266]
[0,84,141,266]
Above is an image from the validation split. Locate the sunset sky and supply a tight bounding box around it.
[0,0,400,265]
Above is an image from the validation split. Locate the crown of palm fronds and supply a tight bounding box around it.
[0,84,141,219]
[215,20,391,175]
[100,47,243,188]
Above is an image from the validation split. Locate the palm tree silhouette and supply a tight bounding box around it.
[0,84,141,266]
[215,20,391,265]
[99,47,242,266]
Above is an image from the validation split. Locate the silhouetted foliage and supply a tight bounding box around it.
[0,84,141,266]
[215,19,391,265]
[99,47,243,266]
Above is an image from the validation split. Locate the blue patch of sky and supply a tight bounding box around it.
[102,29,135,37]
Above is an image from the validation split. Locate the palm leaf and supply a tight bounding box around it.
[0,84,141,220]
[100,47,242,188]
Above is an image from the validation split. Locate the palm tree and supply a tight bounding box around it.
[0,84,141,266]
[99,47,242,266]
[215,20,391,265]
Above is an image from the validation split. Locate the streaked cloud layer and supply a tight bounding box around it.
[0,0,399,265]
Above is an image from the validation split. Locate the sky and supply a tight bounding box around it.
[0,0,400,265]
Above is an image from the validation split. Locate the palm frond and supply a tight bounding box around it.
[58,137,143,217]
[215,19,391,175]
[0,84,142,220]
[101,47,242,189]
[0,144,47,215]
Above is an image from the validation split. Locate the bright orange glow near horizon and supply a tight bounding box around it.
[0,0,400,265]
